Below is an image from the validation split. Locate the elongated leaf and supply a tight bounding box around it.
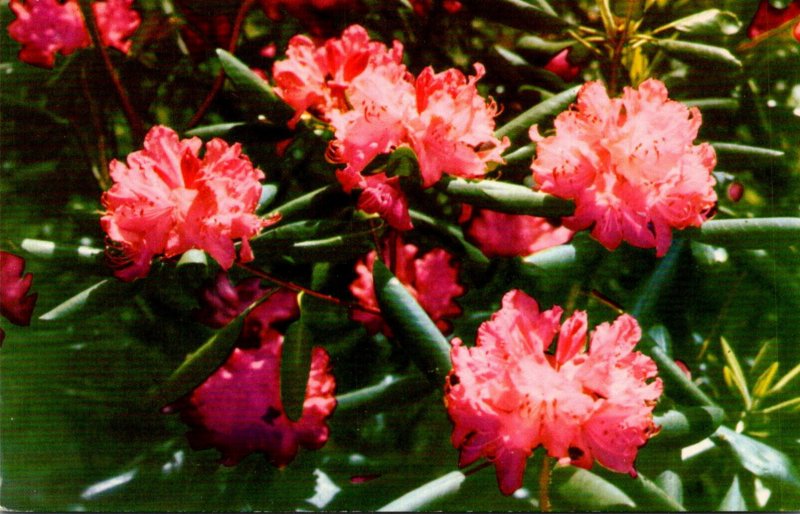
[640,333,718,408]
[652,407,725,446]
[336,373,433,414]
[719,475,747,511]
[655,471,684,506]
[553,467,635,510]
[752,362,779,399]
[656,9,742,36]
[713,426,800,492]
[372,260,452,386]
[184,122,245,139]
[502,143,537,163]
[521,233,601,276]
[152,295,271,406]
[683,98,740,111]
[185,121,294,143]
[438,178,573,217]
[458,0,571,33]
[251,219,374,249]
[733,250,800,309]
[630,239,685,326]
[721,337,752,409]
[632,472,687,512]
[657,39,742,70]
[768,361,800,395]
[712,142,785,167]
[495,85,581,143]
[408,209,490,271]
[281,294,312,420]
[264,185,349,219]
[39,279,139,321]
[21,238,103,265]
[687,218,800,249]
[377,471,466,511]
[216,49,294,124]
[516,35,573,57]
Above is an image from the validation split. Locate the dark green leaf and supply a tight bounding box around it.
[712,142,785,162]
[657,9,742,36]
[656,39,742,70]
[502,143,537,163]
[553,467,635,510]
[631,472,687,512]
[640,335,718,408]
[336,373,433,414]
[438,178,573,217]
[687,218,800,250]
[151,294,271,406]
[216,49,294,124]
[281,295,313,421]
[263,185,349,219]
[184,122,245,139]
[408,210,490,271]
[516,35,574,57]
[630,239,685,326]
[250,219,376,262]
[713,426,800,492]
[372,260,452,387]
[377,471,466,512]
[655,471,684,506]
[520,233,602,276]
[718,475,747,511]
[652,407,725,446]
[495,85,581,143]
[39,279,139,321]
[458,0,572,33]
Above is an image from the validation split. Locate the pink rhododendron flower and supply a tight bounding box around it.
[747,0,800,41]
[544,48,582,82]
[350,234,464,336]
[102,126,274,281]
[530,79,717,256]
[177,287,336,467]
[7,0,140,68]
[356,173,413,231]
[463,207,574,258]
[0,251,38,343]
[445,290,662,495]
[7,0,89,68]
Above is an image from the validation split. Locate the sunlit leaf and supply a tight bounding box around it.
[376,471,466,511]
[752,362,779,399]
[553,467,635,510]
[713,426,800,492]
[655,9,742,36]
[437,178,573,217]
[652,406,725,447]
[631,472,687,512]
[656,39,742,70]
[21,238,103,266]
[718,475,747,511]
[216,49,294,124]
[655,470,684,506]
[495,85,581,143]
[687,218,800,250]
[721,337,752,410]
[372,260,452,386]
[768,361,800,395]
[39,279,139,321]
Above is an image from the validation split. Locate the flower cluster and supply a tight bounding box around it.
[461,206,574,258]
[177,274,336,467]
[101,126,274,281]
[273,24,508,227]
[445,290,663,495]
[7,0,140,68]
[0,251,38,344]
[530,79,717,256]
[350,234,464,337]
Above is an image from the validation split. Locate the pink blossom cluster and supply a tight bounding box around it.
[7,0,140,68]
[350,234,464,337]
[0,251,38,344]
[445,289,662,495]
[461,206,574,258]
[177,274,336,467]
[101,126,274,281]
[273,24,509,228]
[530,79,717,256]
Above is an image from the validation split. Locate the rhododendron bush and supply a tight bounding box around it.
[1,0,799,512]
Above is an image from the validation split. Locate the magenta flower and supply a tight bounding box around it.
[445,290,662,495]
[530,79,717,256]
[350,234,464,336]
[462,207,574,258]
[747,0,800,41]
[0,251,38,343]
[178,288,336,467]
[7,0,140,68]
[101,126,274,281]
[544,48,582,82]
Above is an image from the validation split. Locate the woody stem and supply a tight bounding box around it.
[539,454,554,512]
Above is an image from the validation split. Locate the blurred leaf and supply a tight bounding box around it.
[385,146,420,179]
[21,238,103,266]
[495,85,581,143]
[630,239,684,326]
[151,294,270,406]
[712,142,785,162]
[438,178,573,217]
[652,406,725,446]
[768,361,800,395]
[757,397,800,414]
[656,39,742,70]
[336,373,433,415]
[750,340,778,381]
[718,475,747,511]
[502,143,537,163]
[721,337,752,410]
[688,218,800,250]
[655,471,684,506]
[655,9,742,36]
[408,210,490,271]
[250,219,376,261]
[516,35,573,56]
[281,294,313,420]
[683,98,740,111]
[216,49,294,125]
[553,467,635,510]
[458,0,572,33]
[259,184,279,210]
[39,279,139,321]
[184,122,246,139]
[632,472,687,511]
[752,362,779,399]
[264,185,349,219]
[372,260,452,387]
[713,426,800,492]
[376,471,466,511]
[640,335,718,408]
